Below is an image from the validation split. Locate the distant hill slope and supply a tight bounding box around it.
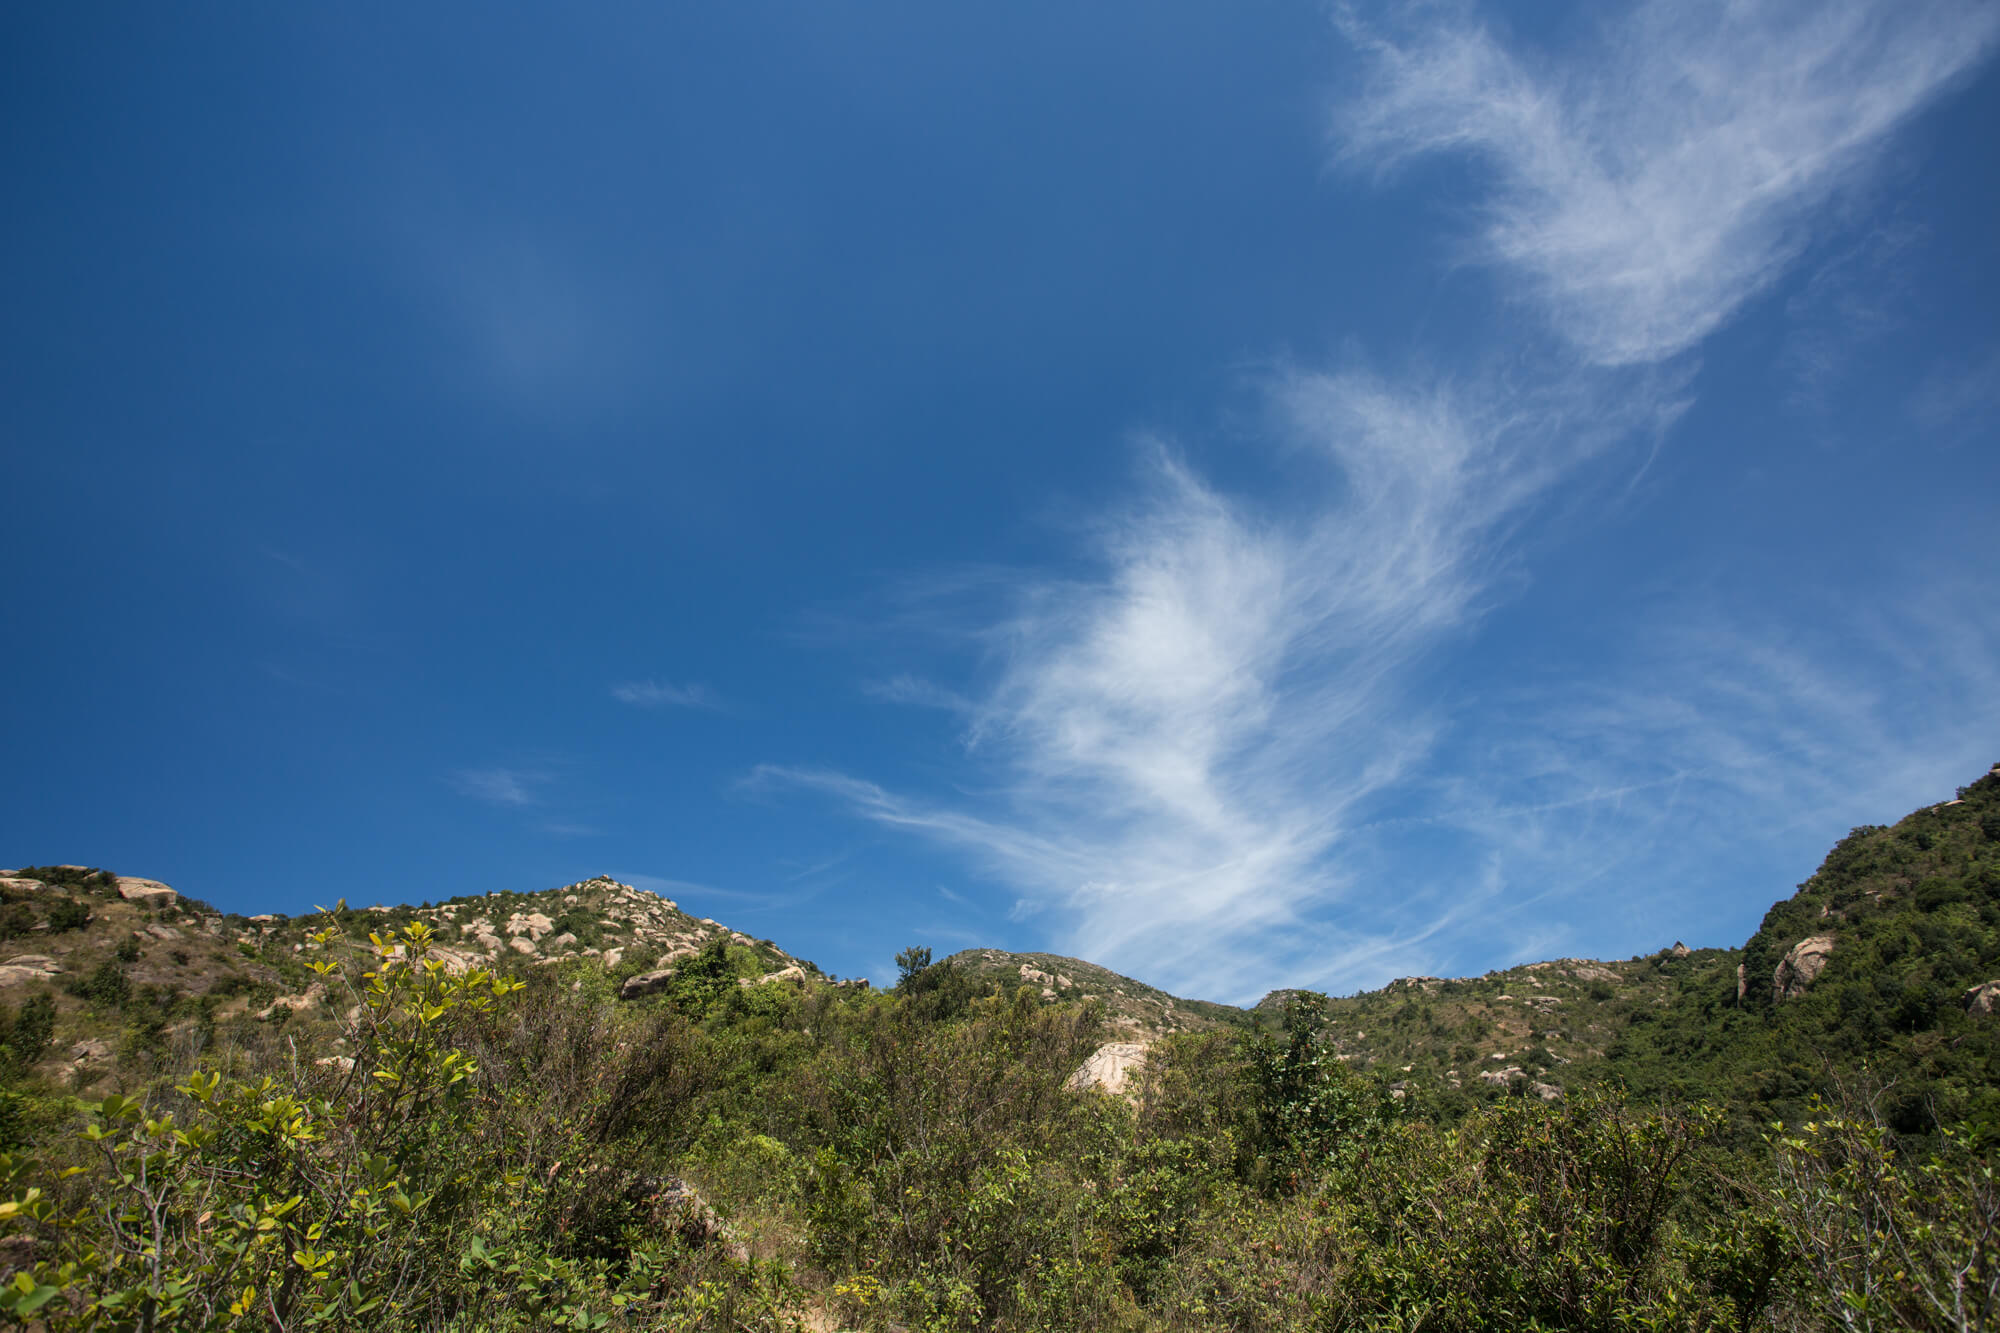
[1274,946,1738,1099]
[943,949,1250,1039]
[10,763,1995,1126]
[1582,761,2000,1134]
[1256,762,2000,1136]
[0,871,816,1089]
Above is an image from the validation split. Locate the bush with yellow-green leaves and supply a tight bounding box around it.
[0,913,794,1331]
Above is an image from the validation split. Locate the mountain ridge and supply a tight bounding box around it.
[7,761,1996,1121]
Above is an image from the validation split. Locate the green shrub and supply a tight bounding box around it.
[43,900,90,934]
[64,961,129,1010]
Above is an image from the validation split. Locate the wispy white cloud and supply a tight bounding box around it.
[1335,0,2000,365]
[757,0,1998,1003]
[449,767,544,807]
[863,673,976,715]
[612,679,722,710]
[759,367,1671,1001]
[1424,581,2000,958]
[1780,221,1924,416]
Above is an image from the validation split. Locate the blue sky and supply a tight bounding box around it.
[4,1,1997,1003]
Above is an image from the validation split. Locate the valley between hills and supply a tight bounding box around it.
[1,764,1996,1329]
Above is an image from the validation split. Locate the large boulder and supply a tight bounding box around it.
[619,967,679,1000]
[115,877,178,908]
[0,955,63,988]
[1773,934,1837,1001]
[1964,980,2000,1016]
[1066,1041,1150,1097]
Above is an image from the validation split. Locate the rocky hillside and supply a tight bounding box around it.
[1588,760,2000,1135]
[1249,761,2000,1134]
[9,761,1995,1126]
[0,869,819,1093]
[943,948,1249,1040]
[1268,944,1735,1102]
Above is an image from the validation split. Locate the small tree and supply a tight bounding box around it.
[894,946,932,992]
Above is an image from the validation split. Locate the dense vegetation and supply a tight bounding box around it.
[0,767,1995,1329]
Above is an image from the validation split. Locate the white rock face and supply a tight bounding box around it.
[255,981,328,1021]
[1774,934,1837,1001]
[1065,1041,1150,1097]
[115,877,178,908]
[739,965,807,987]
[0,956,63,987]
[505,912,555,940]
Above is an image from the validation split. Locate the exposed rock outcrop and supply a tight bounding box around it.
[115,877,177,908]
[0,955,63,987]
[738,965,807,987]
[1066,1041,1150,1097]
[255,981,327,1021]
[1773,934,1837,1001]
[619,967,679,1000]
[1964,980,2000,1016]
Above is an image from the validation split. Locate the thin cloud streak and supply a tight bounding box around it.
[1427,584,2000,959]
[449,767,543,807]
[761,368,1658,1002]
[612,679,722,710]
[756,0,1998,1003]
[1335,0,2000,365]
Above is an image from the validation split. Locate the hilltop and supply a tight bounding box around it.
[0,870,820,1091]
[942,948,1249,1040]
[1253,760,2000,1135]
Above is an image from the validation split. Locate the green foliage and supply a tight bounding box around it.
[0,916,797,1330]
[43,899,91,934]
[1581,767,2000,1141]
[13,869,117,895]
[895,945,933,989]
[1,997,57,1078]
[1247,991,1394,1187]
[4,770,1998,1330]
[63,960,130,1010]
[1764,1099,1999,1332]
